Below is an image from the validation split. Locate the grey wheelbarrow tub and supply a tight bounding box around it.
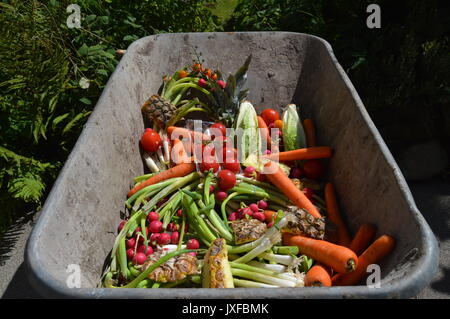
[25,32,438,298]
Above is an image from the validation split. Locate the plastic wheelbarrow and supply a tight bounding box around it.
[25,32,438,298]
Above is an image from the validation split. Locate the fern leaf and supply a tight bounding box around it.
[7,173,45,203]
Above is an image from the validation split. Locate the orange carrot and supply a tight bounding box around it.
[349,224,377,256]
[257,116,273,148]
[263,146,333,162]
[171,138,189,164]
[127,162,195,197]
[332,235,395,286]
[264,161,321,218]
[303,119,316,147]
[283,233,358,274]
[305,263,332,287]
[324,183,351,247]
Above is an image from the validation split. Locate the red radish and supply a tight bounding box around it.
[135,226,141,233]
[258,200,268,209]
[118,220,126,231]
[137,228,149,243]
[267,222,274,228]
[187,239,200,249]
[147,211,159,222]
[215,191,228,201]
[167,223,178,232]
[303,187,314,200]
[126,238,136,249]
[249,203,259,212]
[150,233,161,245]
[149,220,163,233]
[290,167,303,179]
[236,209,244,219]
[137,245,153,256]
[268,123,275,129]
[217,170,236,191]
[242,207,253,218]
[228,212,237,221]
[157,233,171,245]
[171,231,180,244]
[253,212,266,222]
[198,78,207,88]
[261,109,280,124]
[133,252,147,265]
[222,161,241,173]
[210,123,227,137]
[256,172,266,182]
[244,166,256,177]
[303,160,326,180]
[217,80,226,89]
[140,129,162,153]
[209,185,215,193]
[188,252,197,257]
[126,248,135,260]
[264,150,272,155]
[177,209,183,217]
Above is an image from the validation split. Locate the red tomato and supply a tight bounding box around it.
[210,123,227,137]
[222,161,241,173]
[217,170,236,191]
[303,160,326,180]
[140,129,162,153]
[200,156,220,173]
[261,108,280,124]
[218,147,237,163]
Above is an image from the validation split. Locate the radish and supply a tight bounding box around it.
[137,245,153,256]
[198,78,207,88]
[167,223,178,232]
[150,233,161,245]
[228,212,237,221]
[118,220,126,232]
[253,212,265,222]
[133,252,147,265]
[244,166,256,177]
[147,211,159,222]
[126,238,136,249]
[258,200,268,209]
[249,203,259,212]
[242,207,253,218]
[177,209,183,217]
[217,80,226,89]
[186,239,200,249]
[157,233,171,245]
[303,187,314,200]
[264,150,272,155]
[149,220,163,233]
[215,191,227,201]
[126,248,135,260]
[290,167,302,179]
[209,185,215,193]
[171,231,180,244]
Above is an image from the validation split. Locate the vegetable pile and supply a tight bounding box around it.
[101,55,395,289]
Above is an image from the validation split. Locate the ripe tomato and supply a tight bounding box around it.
[200,156,220,173]
[217,170,236,191]
[302,160,326,180]
[222,161,241,173]
[274,119,283,129]
[210,123,227,137]
[178,70,188,79]
[140,128,162,153]
[261,108,280,124]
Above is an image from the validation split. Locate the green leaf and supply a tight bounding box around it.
[52,113,70,130]
[79,97,92,105]
[8,173,45,203]
[96,69,108,76]
[62,111,91,135]
[78,44,89,56]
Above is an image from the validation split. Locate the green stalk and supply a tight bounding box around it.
[133,173,157,183]
[166,83,211,102]
[177,214,186,251]
[183,195,216,243]
[233,278,278,288]
[230,268,296,287]
[221,192,240,226]
[197,199,233,243]
[273,246,299,255]
[126,178,176,209]
[190,275,201,285]
[203,172,213,205]
[230,262,288,278]
[117,236,128,279]
[141,172,200,213]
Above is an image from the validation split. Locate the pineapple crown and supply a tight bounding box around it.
[207,55,252,127]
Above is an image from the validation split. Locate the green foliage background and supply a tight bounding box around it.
[0,0,448,235]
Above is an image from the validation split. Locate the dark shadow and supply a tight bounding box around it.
[0,210,35,266]
[1,262,41,299]
[430,266,450,295]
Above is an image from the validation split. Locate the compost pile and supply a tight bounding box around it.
[101,55,395,289]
